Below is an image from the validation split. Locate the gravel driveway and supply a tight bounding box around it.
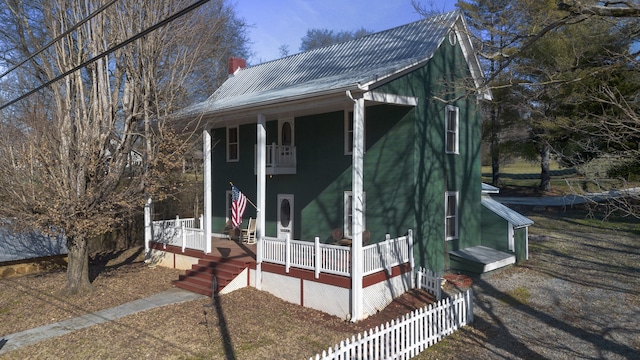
[418,211,640,359]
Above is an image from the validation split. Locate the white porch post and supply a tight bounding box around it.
[256,114,267,290]
[144,197,152,260]
[203,128,212,254]
[351,96,365,322]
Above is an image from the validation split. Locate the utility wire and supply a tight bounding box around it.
[0,0,210,111]
[0,0,119,80]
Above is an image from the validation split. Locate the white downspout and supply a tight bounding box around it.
[203,128,212,254]
[256,114,267,290]
[347,90,365,322]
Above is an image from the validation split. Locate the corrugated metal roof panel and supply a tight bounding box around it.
[482,183,500,194]
[180,11,460,117]
[482,198,534,228]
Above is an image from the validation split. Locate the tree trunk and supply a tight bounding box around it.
[64,235,93,295]
[540,142,551,191]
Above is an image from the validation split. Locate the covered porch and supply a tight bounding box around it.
[144,211,423,319]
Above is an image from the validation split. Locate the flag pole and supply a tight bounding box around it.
[230,181,258,210]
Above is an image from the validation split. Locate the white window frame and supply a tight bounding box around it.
[226,125,239,162]
[344,110,365,156]
[344,191,366,239]
[445,191,459,241]
[278,118,295,146]
[445,105,459,154]
[344,110,354,155]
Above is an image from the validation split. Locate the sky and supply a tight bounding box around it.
[235,0,457,65]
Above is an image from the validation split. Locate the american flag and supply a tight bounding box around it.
[231,185,247,229]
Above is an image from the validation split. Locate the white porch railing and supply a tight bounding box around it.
[151,216,206,252]
[255,144,297,175]
[260,230,413,278]
[363,231,413,276]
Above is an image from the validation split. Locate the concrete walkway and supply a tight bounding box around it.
[0,288,206,355]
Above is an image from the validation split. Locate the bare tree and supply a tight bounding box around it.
[0,0,248,295]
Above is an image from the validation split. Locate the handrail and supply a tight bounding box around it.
[261,230,413,278]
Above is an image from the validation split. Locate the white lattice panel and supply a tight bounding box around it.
[362,272,412,317]
[303,280,350,320]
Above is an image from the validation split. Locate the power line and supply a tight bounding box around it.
[0,0,210,111]
[0,0,119,80]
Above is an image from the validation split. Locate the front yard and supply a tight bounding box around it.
[1,207,638,359]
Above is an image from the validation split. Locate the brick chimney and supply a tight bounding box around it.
[228,57,246,76]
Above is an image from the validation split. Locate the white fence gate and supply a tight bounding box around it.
[311,289,473,360]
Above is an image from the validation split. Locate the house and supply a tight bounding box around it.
[155,10,529,321]
[0,225,67,277]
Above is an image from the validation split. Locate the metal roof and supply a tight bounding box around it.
[482,183,500,194]
[481,197,534,229]
[178,10,471,119]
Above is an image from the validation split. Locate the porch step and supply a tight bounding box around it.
[449,246,516,274]
[172,255,251,297]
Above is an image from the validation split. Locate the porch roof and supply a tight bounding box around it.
[174,10,488,126]
[481,197,534,229]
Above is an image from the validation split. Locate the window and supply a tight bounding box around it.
[344,111,354,155]
[344,110,365,156]
[227,126,239,162]
[279,119,294,146]
[445,191,459,241]
[344,191,366,238]
[445,105,459,154]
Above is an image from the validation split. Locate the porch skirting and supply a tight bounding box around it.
[257,262,413,320]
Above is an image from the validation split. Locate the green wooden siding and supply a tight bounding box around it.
[376,30,482,272]
[480,205,510,252]
[514,228,528,263]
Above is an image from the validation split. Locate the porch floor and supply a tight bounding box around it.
[449,245,515,273]
[207,236,257,263]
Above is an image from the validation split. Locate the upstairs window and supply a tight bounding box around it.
[344,111,354,155]
[445,191,459,241]
[344,110,365,156]
[227,126,239,162]
[445,105,459,154]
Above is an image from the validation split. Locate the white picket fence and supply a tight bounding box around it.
[151,216,206,252]
[415,267,442,301]
[311,289,473,360]
[260,231,413,278]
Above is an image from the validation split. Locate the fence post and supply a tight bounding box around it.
[416,266,422,290]
[285,233,291,273]
[181,224,186,253]
[385,234,392,275]
[144,198,152,260]
[467,288,474,323]
[314,236,321,279]
[408,229,414,288]
[199,214,204,230]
